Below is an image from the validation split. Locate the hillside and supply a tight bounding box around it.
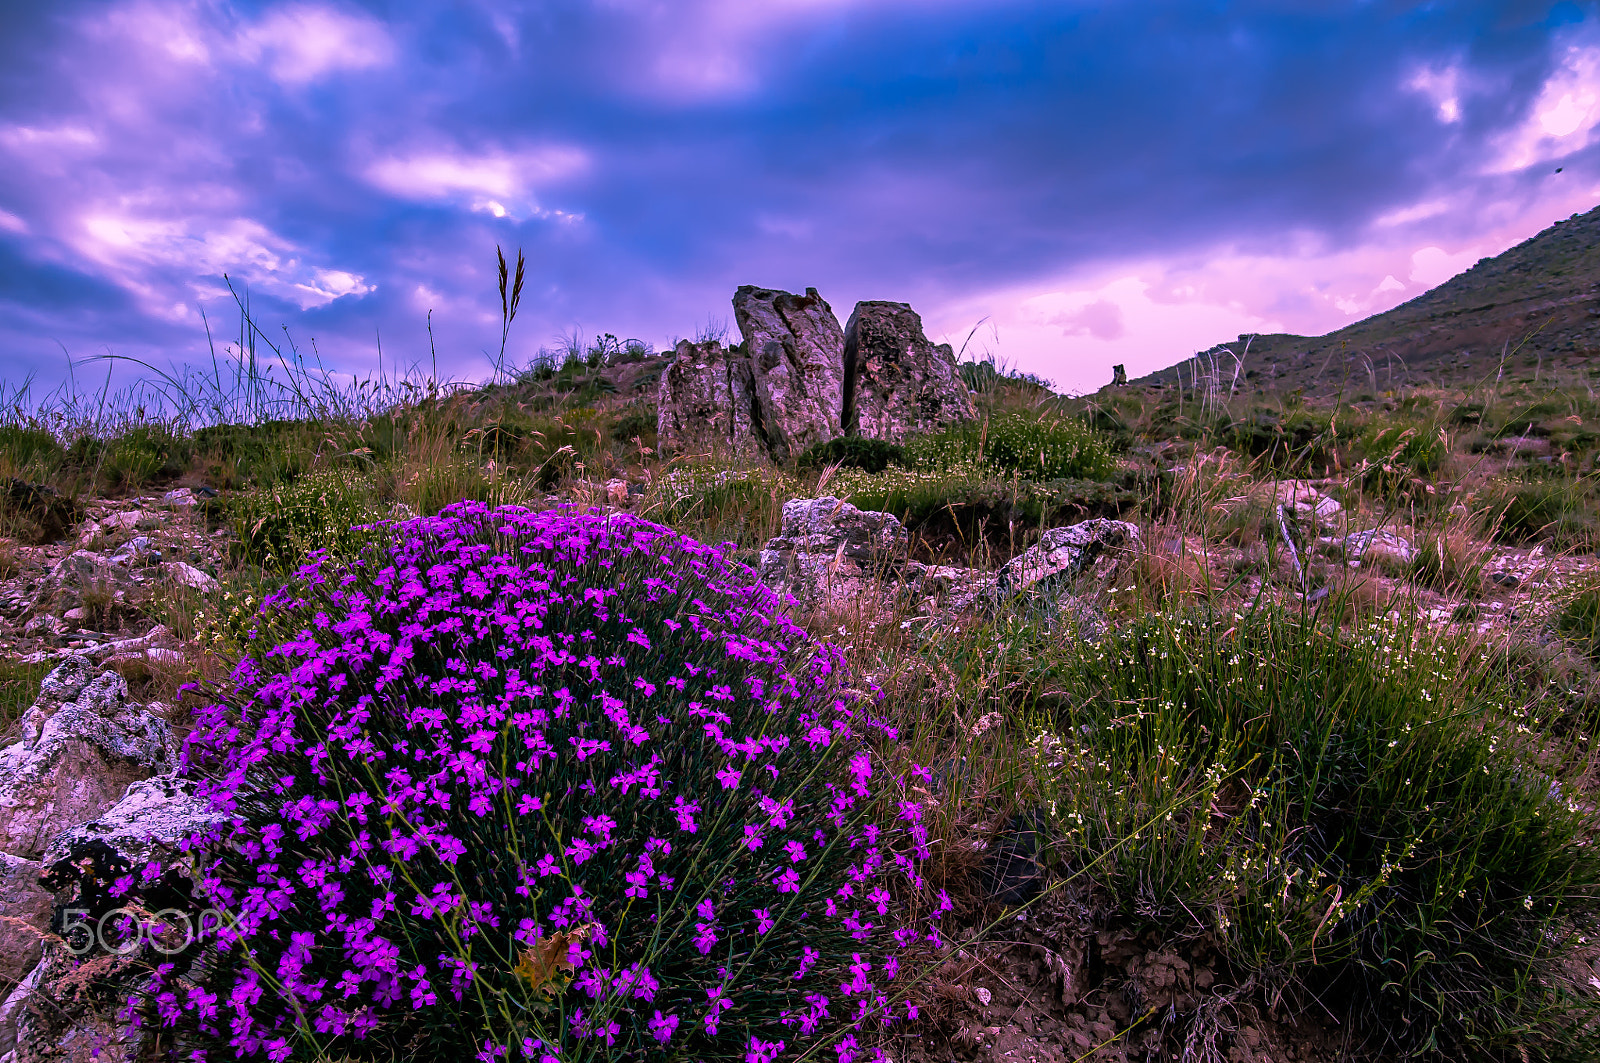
[1133,202,1600,394]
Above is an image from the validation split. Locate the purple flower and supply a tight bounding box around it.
[648,1011,679,1043]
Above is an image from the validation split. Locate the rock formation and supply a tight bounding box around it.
[659,288,978,462]
[656,339,769,462]
[0,658,193,1062]
[732,286,847,462]
[842,301,975,442]
[0,661,174,858]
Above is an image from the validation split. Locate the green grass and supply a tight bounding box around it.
[970,603,1600,1060]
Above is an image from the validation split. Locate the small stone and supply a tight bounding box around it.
[1490,571,1521,588]
[161,488,197,507]
[166,561,219,591]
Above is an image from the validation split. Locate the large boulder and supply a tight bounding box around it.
[656,339,770,462]
[0,776,232,1063]
[997,519,1141,596]
[0,854,51,988]
[842,301,975,442]
[732,286,847,461]
[758,496,908,606]
[0,660,175,858]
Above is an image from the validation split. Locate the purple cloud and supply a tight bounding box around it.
[0,0,1595,399]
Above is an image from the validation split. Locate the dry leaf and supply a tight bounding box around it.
[513,923,596,997]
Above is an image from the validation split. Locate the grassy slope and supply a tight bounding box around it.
[1132,202,1600,396]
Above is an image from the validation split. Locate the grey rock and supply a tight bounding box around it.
[902,562,998,611]
[1343,528,1414,567]
[42,553,109,591]
[31,658,94,712]
[0,942,145,1063]
[732,286,846,460]
[997,519,1142,595]
[1274,481,1342,521]
[0,777,232,1062]
[42,773,230,875]
[0,855,51,987]
[758,496,908,604]
[164,562,216,592]
[19,616,62,640]
[0,667,175,859]
[656,340,770,462]
[107,537,158,567]
[160,488,197,508]
[842,301,975,442]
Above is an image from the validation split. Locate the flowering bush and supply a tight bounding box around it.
[134,503,939,1061]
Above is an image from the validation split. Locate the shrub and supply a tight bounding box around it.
[904,415,1115,482]
[648,464,798,547]
[1004,609,1600,1059]
[796,438,907,475]
[130,505,930,1062]
[99,423,191,491]
[192,420,321,488]
[1487,478,1598,547]
[1406,530,1487,595]
[228,468,388,568]
[1214,409,1337,473]
[0,422,63,473]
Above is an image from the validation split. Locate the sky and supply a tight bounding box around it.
[2,0,1600,400]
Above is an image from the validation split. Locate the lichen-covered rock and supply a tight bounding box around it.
[42,774,229,880]
[842,301,975,442]
[1342,528,1414,568]
[0,777,230,1063]
[0,942,146,1063]
[997,519,1142,595]
[0,854,51,987]
[733,286,846,460]
[0,664,175,859]
[1274,481,1342,521]
[758,496,908,605]
[656,339,769,461]
[902,562,997,612]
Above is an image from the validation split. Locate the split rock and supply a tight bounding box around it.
[656,340,769,462]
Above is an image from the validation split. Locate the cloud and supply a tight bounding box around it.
[1407,64,1464,124]
[2,0,1599,393]
[239,4,395,85]
[1410,245,1480,288]
[1488,31,1600,172]
[1050,299,1126,341]
[72,210,371,312]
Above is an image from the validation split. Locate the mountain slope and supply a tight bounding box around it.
[1131,202,1600,394]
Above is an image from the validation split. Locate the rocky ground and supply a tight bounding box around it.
[0,476,1594,1062]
